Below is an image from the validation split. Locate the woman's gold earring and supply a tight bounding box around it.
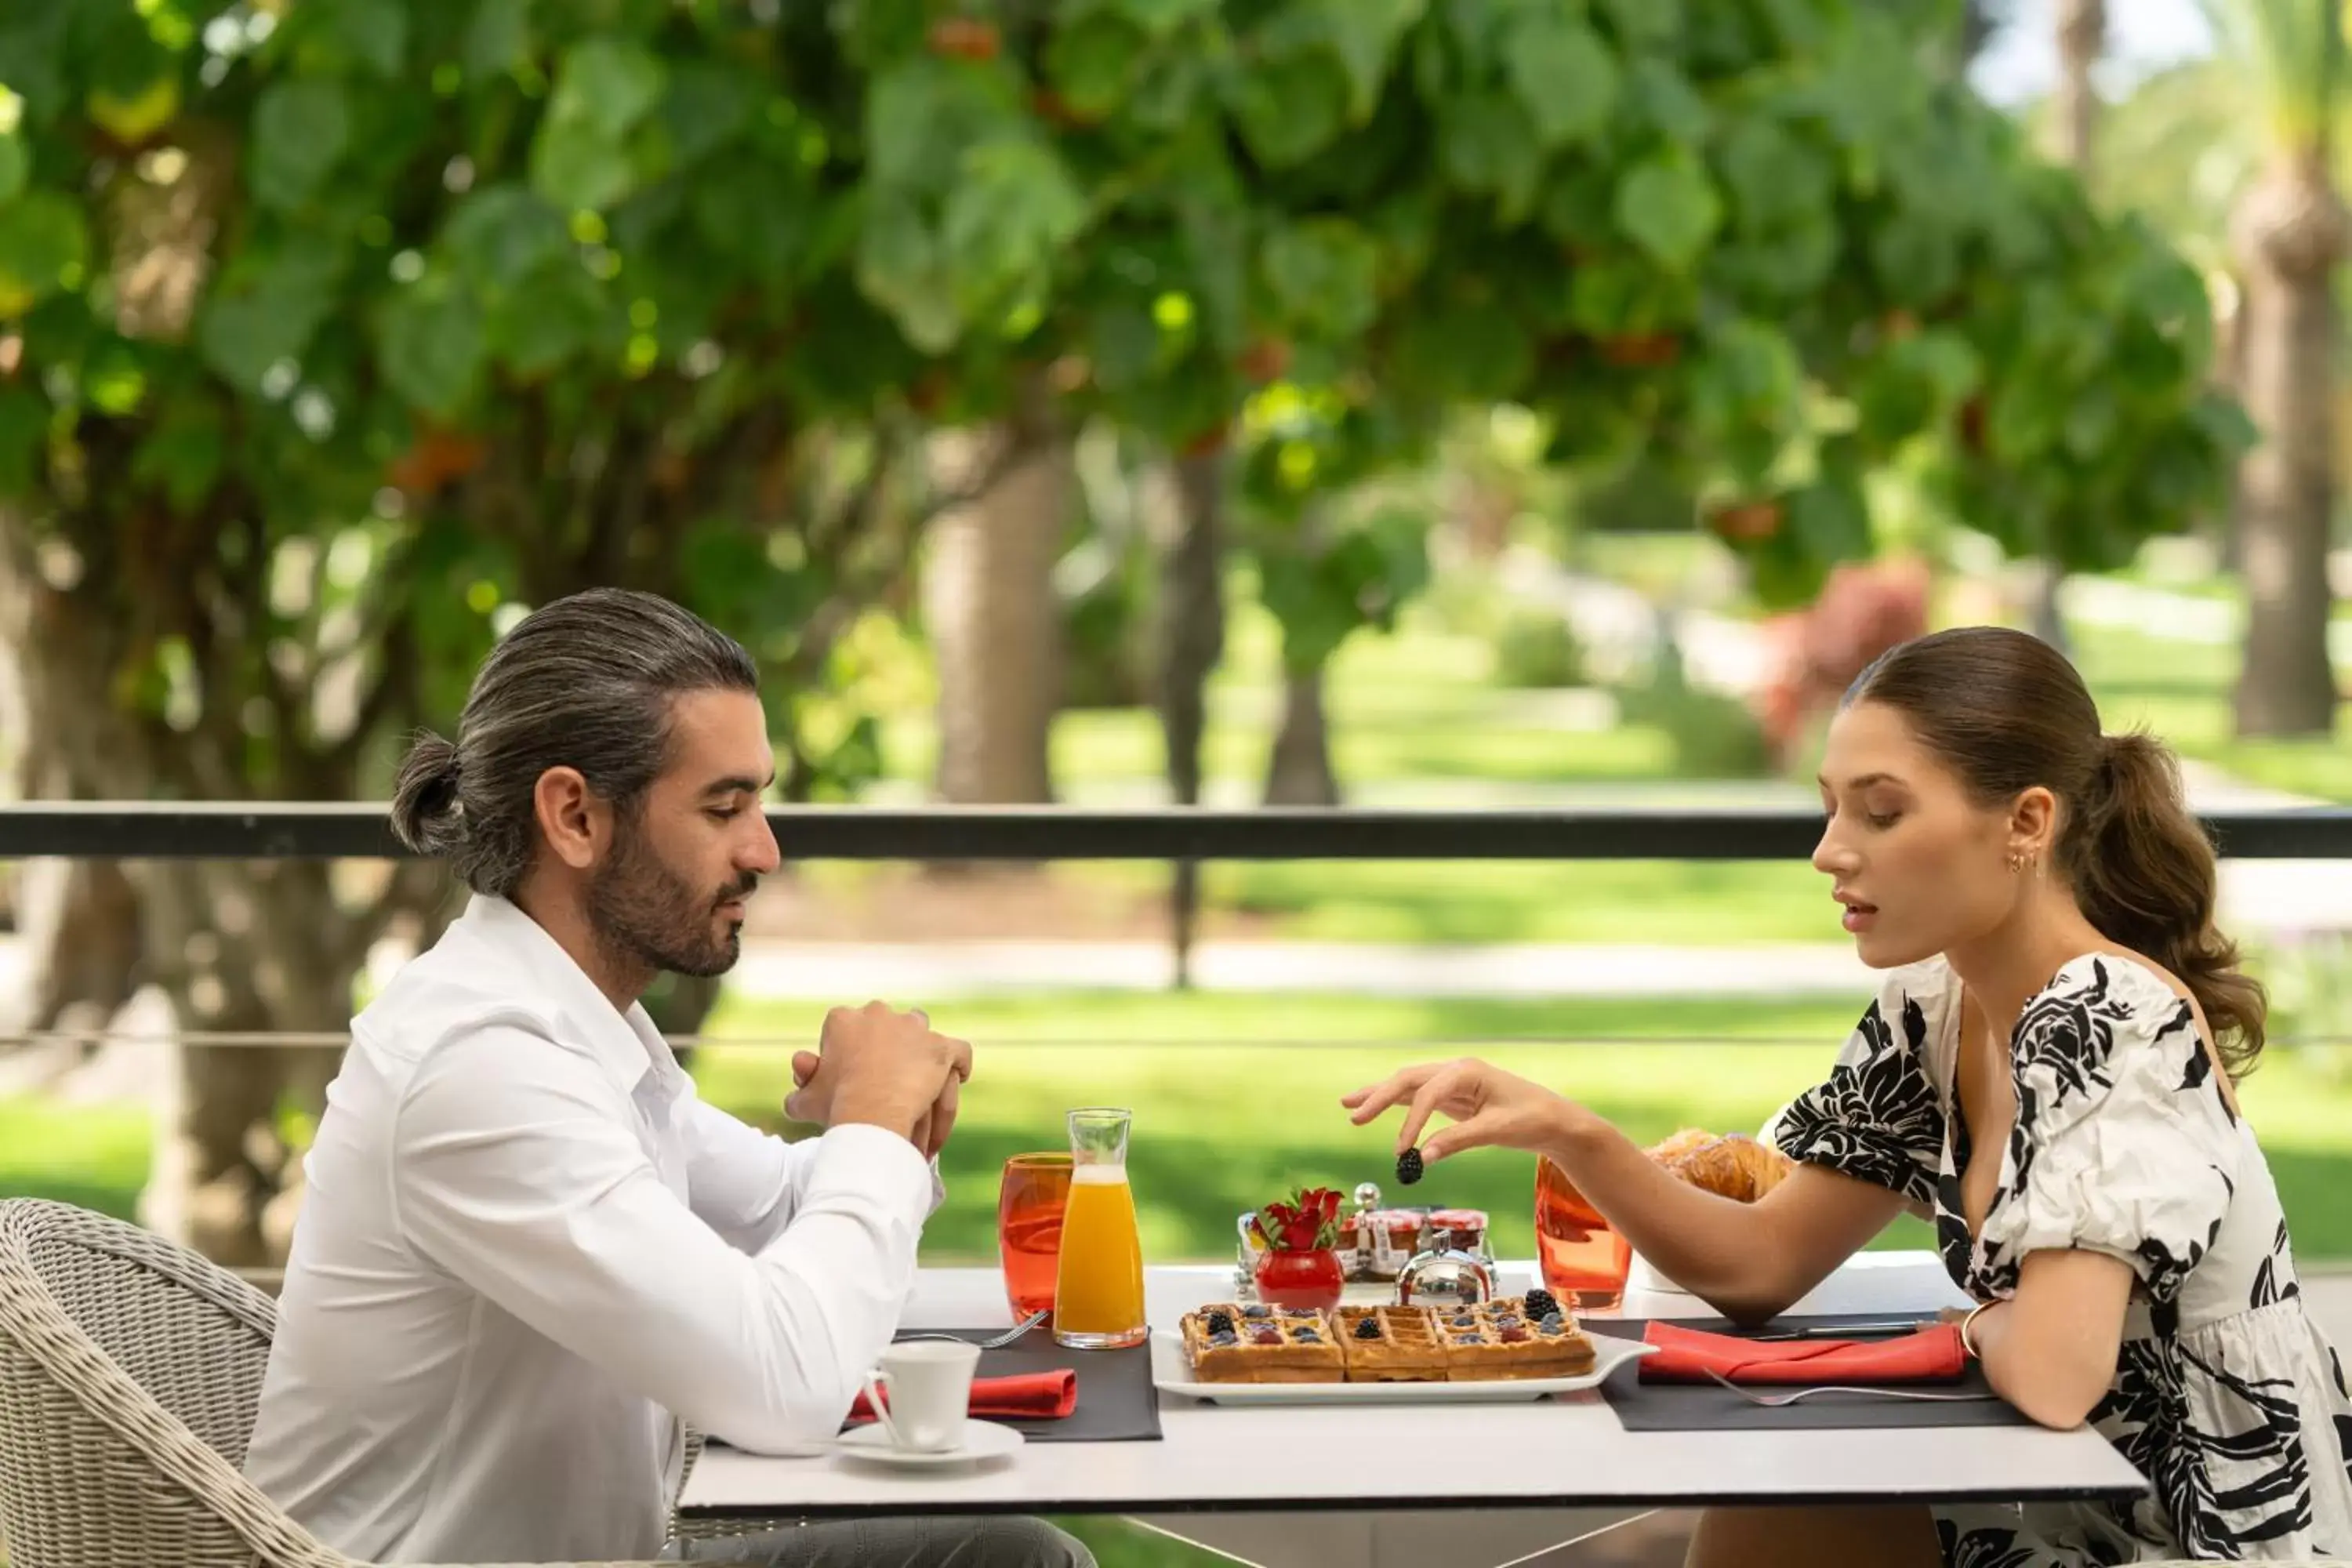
[2006,851,2023,873]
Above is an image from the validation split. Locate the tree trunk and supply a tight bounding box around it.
[1264,666,1341,807]
[2024,565,2069,652]
[0,516,406,1266]
[0,540,148,1044]
[2209,275,2248,572]
[16,857,145,1039]
[2052,0,2103,179]
[2025,0,2104,657]
[1156,448,1229,989]
[135,858,358,1267]
[924,376,1070,807]
[2231,153,2348,738]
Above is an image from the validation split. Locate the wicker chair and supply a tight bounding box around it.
[0,1198,681,1568]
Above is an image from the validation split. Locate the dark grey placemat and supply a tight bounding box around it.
[1588,1314,2030,1432]
[884,1328,1163,1443]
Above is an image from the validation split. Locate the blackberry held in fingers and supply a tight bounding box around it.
[1396,1146,1425,1185]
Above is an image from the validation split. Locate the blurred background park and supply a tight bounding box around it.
[7,2,2352,1554]
[13,0,2352,1264]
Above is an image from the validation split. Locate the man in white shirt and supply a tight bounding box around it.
[245,589,1091,1568]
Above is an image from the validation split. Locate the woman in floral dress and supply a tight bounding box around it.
[1346,626,2352,1564]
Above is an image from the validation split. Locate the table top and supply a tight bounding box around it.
[681,1253,2149,1518]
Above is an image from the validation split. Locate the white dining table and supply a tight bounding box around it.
[681,1252,2148,1565]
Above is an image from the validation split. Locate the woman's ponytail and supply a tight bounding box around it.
[2068,733,2267,1075]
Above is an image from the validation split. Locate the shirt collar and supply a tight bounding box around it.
[455,894,688,1105]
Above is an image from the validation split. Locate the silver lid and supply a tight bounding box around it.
[1352,1181,1382,1213]
[1394,1233,1495,1308]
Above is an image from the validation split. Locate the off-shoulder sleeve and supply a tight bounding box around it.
[1976,956,2241,1302]
[1769,964,1952,1209]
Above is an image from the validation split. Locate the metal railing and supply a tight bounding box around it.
[5,800,2352,860]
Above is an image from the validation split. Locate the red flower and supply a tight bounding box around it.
[1251,1187,1342,1252]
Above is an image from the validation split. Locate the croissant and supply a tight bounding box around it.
[1643,1127,1714,1166]
[1645,1131,1795,1204]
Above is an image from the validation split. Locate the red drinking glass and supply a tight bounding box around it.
[1534,1154,1633,1312]
[997,1152,1072,1321]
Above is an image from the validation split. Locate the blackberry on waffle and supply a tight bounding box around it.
[1178,1303,1343,1383]
[1435,1300,1596,1380]
[1334,1305,1448,1382]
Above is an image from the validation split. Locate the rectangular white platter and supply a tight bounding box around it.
[1149,1328,1658,1406]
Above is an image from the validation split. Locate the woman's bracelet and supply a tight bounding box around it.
[1958,1300,1998,1359]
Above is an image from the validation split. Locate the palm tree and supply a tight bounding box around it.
[2207,0,2350,735]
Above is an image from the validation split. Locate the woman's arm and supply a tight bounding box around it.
[1544,1103,1910,1324]
[1346,1059,1911,1325]
[1960,1250,2132,1429]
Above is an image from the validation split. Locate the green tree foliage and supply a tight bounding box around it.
[0,0,2250,716]
[0,0,2256,1257]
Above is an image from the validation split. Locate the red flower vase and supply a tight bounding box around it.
[1254,1247,1345,1311]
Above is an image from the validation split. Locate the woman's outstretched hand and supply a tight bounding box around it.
[1341,1057,1578,1165]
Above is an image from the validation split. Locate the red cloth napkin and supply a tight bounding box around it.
[847,1370,1077,1424]
[1638,1322,1966,1385]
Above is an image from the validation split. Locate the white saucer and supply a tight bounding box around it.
[833,1420,1025,1468]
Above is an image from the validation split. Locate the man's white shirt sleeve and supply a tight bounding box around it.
[390,1025,933,1454]
[677,1093,946,1256]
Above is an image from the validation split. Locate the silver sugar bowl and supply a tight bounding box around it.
[1394,1227,1494,1308]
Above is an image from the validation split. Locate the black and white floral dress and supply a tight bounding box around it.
[1771,953,2352,1563]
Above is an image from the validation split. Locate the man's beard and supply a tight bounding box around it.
[587,823,754,981]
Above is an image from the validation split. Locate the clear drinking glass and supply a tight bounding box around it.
[1050,1108,1147,1349]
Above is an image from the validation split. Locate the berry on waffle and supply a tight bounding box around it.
[1334,1305,1449,1381]
[1433,1296,1597,1380]
[1178,1303,1344,1382]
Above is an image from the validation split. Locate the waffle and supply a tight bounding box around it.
[1181,1296,1599,1385]
[1428,1296,1598,1380]
[1336,1305,1449,1381]
[1178,1302,1344,1382]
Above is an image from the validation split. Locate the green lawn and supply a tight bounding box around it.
[845,586,1840,946]
[20,987,2352,1261]
[2071,622,2352,803]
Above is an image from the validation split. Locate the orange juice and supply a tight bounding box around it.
[1051,1165,1146,1348]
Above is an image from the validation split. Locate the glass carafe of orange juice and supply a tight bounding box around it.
[1051,1107,1147,1349]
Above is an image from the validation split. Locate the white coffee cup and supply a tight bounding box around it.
[862,1341,981,1453]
